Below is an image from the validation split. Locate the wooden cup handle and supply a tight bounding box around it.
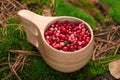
[18,10,40,48]
[17,10,58,48]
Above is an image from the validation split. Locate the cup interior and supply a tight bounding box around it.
[43,17,93,53]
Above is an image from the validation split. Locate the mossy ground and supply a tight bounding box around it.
[101,0,120,24]
[0,0,120,80]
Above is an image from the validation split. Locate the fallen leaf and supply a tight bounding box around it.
[109,59,120,79]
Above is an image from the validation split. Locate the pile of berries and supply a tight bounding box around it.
[44,20,91,52]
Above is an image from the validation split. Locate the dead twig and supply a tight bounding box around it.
[0,66,9,72]
[2,49,33,80]
[8,53,22,80]
[94,37,116,45]
[2,53,22,80]
[0,0,27,27]
[0,58,6,62]
[92,26,120,60]
[7,50,40,56]
[114,46,120,55]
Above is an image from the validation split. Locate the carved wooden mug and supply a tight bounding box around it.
[17,10,94,73]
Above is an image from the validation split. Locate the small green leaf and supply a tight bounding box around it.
[64,41,69,45]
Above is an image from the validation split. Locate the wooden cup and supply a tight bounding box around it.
[18,10,94,73]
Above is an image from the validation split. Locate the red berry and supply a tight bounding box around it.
[69,45,75,51]
[63,46,68,51]
[49,27,54,31]
[47,31,53,35]
[78,41,82,45]
[81,41,87,46]
[60,42,64,46]
[77,46,82,50]
[59,34,66,40]
[44,20,91,52]
[86,37,90,44]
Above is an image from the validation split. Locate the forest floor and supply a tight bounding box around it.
[0,0,120,80]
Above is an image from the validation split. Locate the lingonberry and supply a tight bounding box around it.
[44,20,91,52]
[63,46,69,51]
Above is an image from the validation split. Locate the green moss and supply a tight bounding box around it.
[78,0,104,23]
[21,0,29,4]
[0,18,33,79]
[109,8,120,24]
[77,0,88,3]
[16,55,110,80]
[34,8,43,14]
[55,0,97,29]
[0,17,33,57]
[21,0,50,6]
[7,18,20,24]
[100,0,120,7]
[100,54,120,64]
[0,26,31,56]
[101,0,120,24]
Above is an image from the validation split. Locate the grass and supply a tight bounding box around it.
[0,0,120,80]
[100,0,120,24]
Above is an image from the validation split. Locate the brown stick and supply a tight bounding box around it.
[8,50,40,56]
